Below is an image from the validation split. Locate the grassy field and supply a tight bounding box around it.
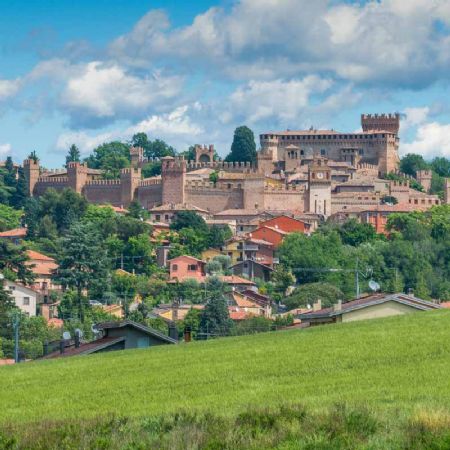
[2,310,450,448]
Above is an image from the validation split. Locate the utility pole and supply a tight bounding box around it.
[12,311,20,363]
[355,257,360,299]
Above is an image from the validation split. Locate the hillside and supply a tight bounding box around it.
[2,310,450,448]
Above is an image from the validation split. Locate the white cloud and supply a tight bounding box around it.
[401,106,430,132]
[0,143,12,157]
[227,76,332,124]
[402,121,450,159]
[0,80,20,100]
[55,104,204,155]
[110,0,450,87]
[60,61,183,122]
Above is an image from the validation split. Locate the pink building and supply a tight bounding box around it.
[169,255,206,282]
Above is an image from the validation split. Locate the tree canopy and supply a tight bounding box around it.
[225,126,257,163]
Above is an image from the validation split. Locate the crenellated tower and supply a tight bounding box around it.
[120,167,141,206]
[307,156,332,216]
[130,146,144,168]
[161,156,186,205]
[67,162,88,194]
[361,113,400,135]
[416,169,432,193]
[194,144,215,163]
[23,158,40,196]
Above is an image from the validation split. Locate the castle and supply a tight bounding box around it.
[23,114,448,218]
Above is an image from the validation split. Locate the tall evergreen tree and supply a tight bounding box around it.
[225,126,257,163]
[55,222,109,322]
[10,167,28,208]
[65,144,81,167]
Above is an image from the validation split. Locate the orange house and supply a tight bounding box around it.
[249,226,288,248]
[259,215,310,234]
[168,255,206,282]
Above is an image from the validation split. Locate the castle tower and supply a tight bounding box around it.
[23,158,40,196]
[67,162,88,194]
[130,146,144,168]
[361,113,400,135]
[120,167,141,206]
[161,156,186,205]
[444,178,450,205]
[389,180,410,204]
[416,169,432,193]
[194,144,214,163]
[243,176,265,210]
[307,157,331,216]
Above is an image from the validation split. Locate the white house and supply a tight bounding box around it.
[4,281,39,316]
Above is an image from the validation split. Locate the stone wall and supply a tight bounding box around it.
[185,182,244,213]
[136,179,163,209]
[84,180,122,205]
[264,185,306,211]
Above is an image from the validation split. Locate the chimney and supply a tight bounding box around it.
[168,323,178,341]
[333,300,342,312]
[313,299,322,312]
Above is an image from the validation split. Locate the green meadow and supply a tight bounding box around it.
[2,310,450,448]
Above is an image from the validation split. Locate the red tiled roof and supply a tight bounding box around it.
[0,227,27,238]
[26,250,55,261]
[43,337,126,359]
[221,275,256,285]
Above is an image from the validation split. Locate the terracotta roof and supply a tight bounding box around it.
[220,275,256,285]
[298,293,441,319]
[47,318,64,328]
[26,250,55,261]
[214,209,263,216]
[149,203,209,213]
[168,255,206,264]
[0,227,27,238]
[241,290,271,306]
[232,292,261,308]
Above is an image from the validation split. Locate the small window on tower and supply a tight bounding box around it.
[320,149,326,156]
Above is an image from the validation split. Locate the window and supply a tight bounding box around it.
[188,264,197,271]
[165,214,169,220]
[358,149,364,155]
[23,297,30,306]
[172,264,178,272]
[8,286,15,291]
[320,149,326,156]
[155,214,161,221]
[227,183,232,189]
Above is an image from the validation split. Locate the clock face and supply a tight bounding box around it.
[316,172,324,179]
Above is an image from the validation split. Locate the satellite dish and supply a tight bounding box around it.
[369,280,380,292]
[62,331,71,340]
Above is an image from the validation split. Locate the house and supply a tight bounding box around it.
[220,275,256,291]
[205,218,237,235]
[220,237,275,266]
[259,215,310,234]
[201,247,223,262]
[149,203,210,224]
[297,293,441,327]
[25,250,60,302]
[3,280,39,316]
[231,259,273,282]
[44,320,177,359]
[0,227,27,245]
[101,304,125,319]
[228,291,271,318]
[153,304,205,321]
[249,226,288,248]
[169,255,206,282]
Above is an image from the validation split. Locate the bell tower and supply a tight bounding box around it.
[307,157,332,216]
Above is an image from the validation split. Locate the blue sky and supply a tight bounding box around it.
[1,0,450,167]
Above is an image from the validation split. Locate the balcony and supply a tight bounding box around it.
[243,244,259,251]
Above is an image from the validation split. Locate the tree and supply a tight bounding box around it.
[131,133,176,159]
[399,153,429,176]
[207,225,232,248]
[0,204,22,231]
[0,241,35,284]
[338,219,378,246]
[10,167,28,208]
[200,277,234,337]
[431,157,450,178]
[28,151,39,163]
[225,126,257,163]
[284,282,344,310]
[127,200,149,220]
[65,144,81,167]
[54,222,109,322]
[170,211,209,234]
[84,142,130,179]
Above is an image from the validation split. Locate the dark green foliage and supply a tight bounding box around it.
[131,133,176,159]
[284,282,345,310]
[0,157,29,208]
[200,277,233,336]
[0,241,34,284]
[225,126,257,163]
[338,218,378,246]
[431,156,450,178]
[127,200,149,220]
[170,210,208,233]
[400,153,429,176]
[65,144,81,166]
[54,221,109,322]
[84,141,130,179]
[381,195,398,205]
[384,172,424,192]
[0,204,21,231]
[141,160,162,177]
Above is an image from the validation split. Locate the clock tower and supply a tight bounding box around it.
[308,157,332,216]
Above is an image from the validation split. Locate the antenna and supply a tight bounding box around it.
[369,280,380,292]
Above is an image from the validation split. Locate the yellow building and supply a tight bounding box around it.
[201,248,222,262]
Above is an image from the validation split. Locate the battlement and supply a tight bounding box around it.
[67,161,87,169]
[361,113,400,134]
[185,180,239,191]
[37,176,68,183]
[42,169,67,175]
[264,184,305,192]
[85,179,121,186]
[416,169,432,177]
[23,158,39,167]
[391,180,410,188]
[186,161,255,171]
[139,178,162,187]
[357,162,378,170]
[161,156,186,172]
[120,167,141,175]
